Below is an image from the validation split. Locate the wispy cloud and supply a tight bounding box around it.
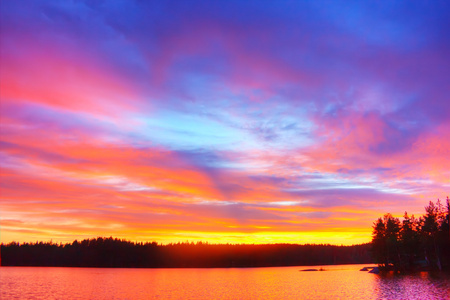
[1,0,449,244]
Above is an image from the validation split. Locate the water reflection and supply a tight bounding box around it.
[374,271,450,300]
[1,265,449,299]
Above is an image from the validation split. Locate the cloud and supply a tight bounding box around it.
[1,0,449,244]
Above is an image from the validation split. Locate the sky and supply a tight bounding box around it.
[1,0,449,245]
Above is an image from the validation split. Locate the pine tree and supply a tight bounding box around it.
[372,217,387,267]
[399,212,420,268]
[371,213,401,269]
[384,213,401,268]
[421,201,441,270]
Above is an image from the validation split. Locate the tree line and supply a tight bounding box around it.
[6,197,447,270]
[372,197,450,272]
[1,238,372,268]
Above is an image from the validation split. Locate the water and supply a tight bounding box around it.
[1,264,449,299]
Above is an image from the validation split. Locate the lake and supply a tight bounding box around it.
[1,264,449,299]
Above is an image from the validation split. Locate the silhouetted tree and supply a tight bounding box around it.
[399,212,421,269]
[421,201,442,270]
[372,217,387,267]
[385,213,401,267]
[371,213,401,268]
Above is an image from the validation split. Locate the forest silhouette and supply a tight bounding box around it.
[2,197,448,269]
[372,197,450,272]
[1,240,371,268]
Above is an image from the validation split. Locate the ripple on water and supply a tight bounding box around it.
[1,265,449,299]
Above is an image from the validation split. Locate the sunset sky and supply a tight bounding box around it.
[1,0,449,245]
